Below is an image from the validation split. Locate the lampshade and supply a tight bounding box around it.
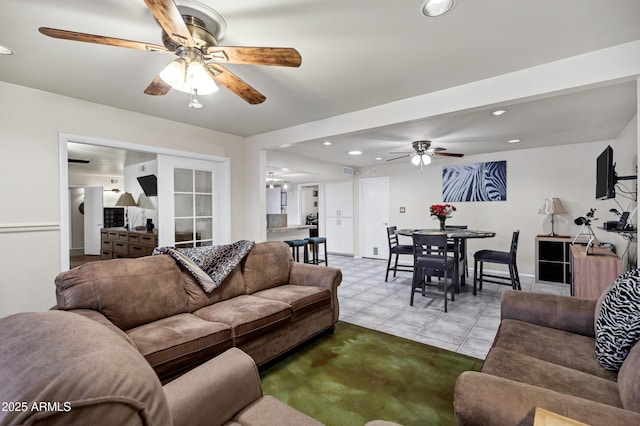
[159,58,219,95]
[410,154,432,167]
[115,192,137,207]
[538,198,567,215]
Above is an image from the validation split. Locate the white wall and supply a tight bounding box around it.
[124,160,158,229]
[0,81,245,317]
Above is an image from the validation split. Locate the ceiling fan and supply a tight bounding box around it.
[38,0,302,105]
[388,140,464,165]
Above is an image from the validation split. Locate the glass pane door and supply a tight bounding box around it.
[174,168,213,248]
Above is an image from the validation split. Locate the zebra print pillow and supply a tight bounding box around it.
[595,269,640,371]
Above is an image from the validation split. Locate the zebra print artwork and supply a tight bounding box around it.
[442,161,507,202]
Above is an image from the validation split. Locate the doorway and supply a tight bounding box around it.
[359,177,390,260]
[59,133,231,272]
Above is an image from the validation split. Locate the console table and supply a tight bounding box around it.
[570,244,622,299]
[100,228,158,260]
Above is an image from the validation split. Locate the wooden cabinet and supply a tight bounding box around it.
[100,228,158,260]
[570,244,622,299]
[535,235,573,284]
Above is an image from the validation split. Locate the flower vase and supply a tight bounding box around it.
[438,218,446,232]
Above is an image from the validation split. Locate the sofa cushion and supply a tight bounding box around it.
[126,313,233,382]
[243,241,293,294]
[181,262,247,312]
[595,269,640,371]
[482,347,623,408]
[55,255,188,330]
[233,395,323,426]
[618,341,640,412]
[194,295,292,345]
[493,319,617,381]
[252,285,331,321]
[0,311,170,426]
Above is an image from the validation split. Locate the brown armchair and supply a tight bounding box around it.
[0,311,322,426]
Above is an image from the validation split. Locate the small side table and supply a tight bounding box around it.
[533,407,589,426]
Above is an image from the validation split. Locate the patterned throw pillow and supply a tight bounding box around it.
[595,269,640,371]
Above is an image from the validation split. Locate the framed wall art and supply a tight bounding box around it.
[442,160,507,202]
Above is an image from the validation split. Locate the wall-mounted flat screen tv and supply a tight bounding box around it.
[137,174,157,197]
[596,145,616,200]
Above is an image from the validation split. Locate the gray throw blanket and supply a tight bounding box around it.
[153,240,255,293]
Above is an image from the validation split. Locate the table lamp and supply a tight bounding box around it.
[538,197,567,236]
[115,192,137,229]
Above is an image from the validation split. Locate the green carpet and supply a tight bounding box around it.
[260,322,483,426]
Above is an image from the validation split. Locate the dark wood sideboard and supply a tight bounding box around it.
[100,228,158,260]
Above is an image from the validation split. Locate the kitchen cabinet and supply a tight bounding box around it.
[325,181,354,255]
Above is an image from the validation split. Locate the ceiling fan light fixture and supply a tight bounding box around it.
[421,0,455,17]
[0,44,14,55]
[421,154,432,165]
[410,155,422,166]
[160,58,218,95]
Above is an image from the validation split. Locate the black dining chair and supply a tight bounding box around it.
[410,233,456,312]
[473,230,521,295]
[385,226,414,281]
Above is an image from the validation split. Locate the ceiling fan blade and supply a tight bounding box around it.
[386,154,411,162]
[207,46,302,67]
[206,64,266,105]
[144,0,195,47]
[38,27,168,52]
[144,74,172,96]
[433,152,464,157]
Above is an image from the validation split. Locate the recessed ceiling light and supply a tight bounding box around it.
[508,139,521,144]
[0,44,14,55]
[322,141,332,146]
[281,167,289,172]
[490,109,507,116]
[375,157,383,161]
[421,0,455,17]
[348,150,362,156]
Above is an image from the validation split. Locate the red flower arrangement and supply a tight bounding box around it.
[429,203,457,220]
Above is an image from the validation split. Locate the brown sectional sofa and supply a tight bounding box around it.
[454,290,640,425]
[54,241,342,382]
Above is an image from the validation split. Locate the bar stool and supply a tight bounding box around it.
[284,239,309,263]
[305,237,328,266]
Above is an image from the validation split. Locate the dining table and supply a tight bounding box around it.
[396,228,496,293]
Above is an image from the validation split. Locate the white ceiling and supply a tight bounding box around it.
[2,0,640,177]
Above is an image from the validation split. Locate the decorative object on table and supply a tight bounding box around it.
[146,218,155,232]
[442,160,507,202]
[573,208,598,253]
[115,192,137,229]
[538,197,567,236]
[430,203,457,231]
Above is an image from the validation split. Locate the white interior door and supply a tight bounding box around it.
[359,177,390,259]
[157,155,230,247]
[83,186,103,255]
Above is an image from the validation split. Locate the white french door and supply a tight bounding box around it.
[157,155,230,247]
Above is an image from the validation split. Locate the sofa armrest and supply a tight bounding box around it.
[454,372,640,426]
[289,263,342,291]
[163,347,263,426]
[67,308,138,349]
[501,290,596,337]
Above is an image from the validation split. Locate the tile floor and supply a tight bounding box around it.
[326,254,570,360]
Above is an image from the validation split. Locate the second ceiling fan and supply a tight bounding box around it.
[388,140,464,169]
[39,0,302,105]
